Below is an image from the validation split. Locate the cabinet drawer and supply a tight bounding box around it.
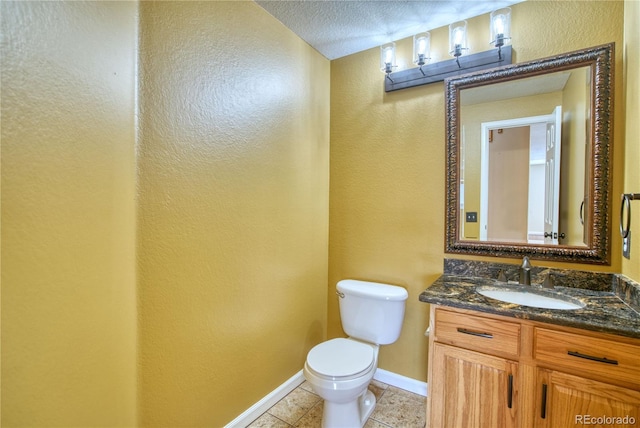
[534,328,640,388]
[434,309,520,359]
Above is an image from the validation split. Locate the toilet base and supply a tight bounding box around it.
[321,388,376,428]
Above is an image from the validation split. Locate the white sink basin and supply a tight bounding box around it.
[476,285,585,310]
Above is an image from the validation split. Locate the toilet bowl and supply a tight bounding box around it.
[303,338,379,427]
[303,280,408,428]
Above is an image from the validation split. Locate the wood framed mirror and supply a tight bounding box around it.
[445,43,614,264]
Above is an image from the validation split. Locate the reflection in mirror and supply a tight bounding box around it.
[445,44,614,264]
[460,67,590,247]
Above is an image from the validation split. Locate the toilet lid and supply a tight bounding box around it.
[307,338,374,378]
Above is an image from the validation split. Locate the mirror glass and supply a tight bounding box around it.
[459,67,590,246]
[445,44,614,264]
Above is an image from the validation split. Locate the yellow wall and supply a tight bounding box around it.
[2,0,637,425]
[329,1,625,382]
[2,1,329,426]
[561,69,589,246]
[622,0,640,280]
[137,2,329,426]
[1,1,138,426]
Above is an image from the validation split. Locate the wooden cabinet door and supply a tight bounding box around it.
[536,368,640,428]
[429,343,518,428]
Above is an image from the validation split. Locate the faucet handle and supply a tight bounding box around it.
[542,273,555,289]
[497,269,508,282]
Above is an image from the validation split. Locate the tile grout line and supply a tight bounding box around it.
[291,397,319,427]
[272,413,294,428]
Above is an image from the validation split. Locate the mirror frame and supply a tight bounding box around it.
[445,43,614,264]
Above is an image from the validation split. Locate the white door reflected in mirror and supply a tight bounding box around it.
[474,107,567,246]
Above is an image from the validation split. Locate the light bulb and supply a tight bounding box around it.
[413,32,431,66]
[490,8,511,47]
[449,21,468,57]
[380,43,396,74]
[494,15,505,34]
[454,28,464,45]
[418,39,427,54]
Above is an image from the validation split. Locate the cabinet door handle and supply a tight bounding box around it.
[568,351,619,365]
[507,374,513,409]
[541,383,548,419]
[456,328,493,339]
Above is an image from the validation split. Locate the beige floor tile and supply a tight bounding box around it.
[369,387,426,428]
[368,380,388,402]
[294,400,323,427]
[385,386,425,402]
[363,418,393,428]
[247,412,293,428]
[268,387,322,425]
[253,381,428,428]
[299,380,315,394]
[370,379,389,390]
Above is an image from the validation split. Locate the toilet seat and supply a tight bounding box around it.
[306,338,374,379]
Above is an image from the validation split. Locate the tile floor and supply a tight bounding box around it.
[247,379,426,428]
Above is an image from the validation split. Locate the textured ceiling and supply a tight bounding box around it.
[255,0,525,60]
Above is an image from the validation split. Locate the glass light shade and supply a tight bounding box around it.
[490,8,512,47]
[413,32,431,66]
[449,21,468,57]
[380,42,397,73]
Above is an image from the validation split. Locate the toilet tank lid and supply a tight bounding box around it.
[337,279,408,301]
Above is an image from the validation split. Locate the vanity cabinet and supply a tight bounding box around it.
[534,327,640,427]
[430,343,518,428]
[428,307,520,428]
[535,368,640,428]
[426,306,640,428]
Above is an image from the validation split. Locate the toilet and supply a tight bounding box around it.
[303,279,408,428]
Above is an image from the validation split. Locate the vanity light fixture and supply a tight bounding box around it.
[413,32,431,75]
[380,42,397,82]
[490,8,512,59]
[448,21,468,67]
[383,9,514,92]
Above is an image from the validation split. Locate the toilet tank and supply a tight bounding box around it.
[337,279,408,345]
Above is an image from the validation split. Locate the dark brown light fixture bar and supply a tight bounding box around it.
[385,45,512,92]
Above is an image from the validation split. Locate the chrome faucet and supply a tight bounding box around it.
[519,256,532,286]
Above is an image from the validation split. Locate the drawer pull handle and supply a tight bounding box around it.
[456,328,493,339]
[541,383,548,419]
[568,351,619,365]
[507,374,513,409]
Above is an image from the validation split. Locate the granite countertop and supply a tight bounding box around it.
[419,260,640,339]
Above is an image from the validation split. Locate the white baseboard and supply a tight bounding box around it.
[374,368,428,397]
[225,370,305,428]
[225,368,428,427]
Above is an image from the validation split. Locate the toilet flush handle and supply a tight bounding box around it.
[336,290,345,298]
